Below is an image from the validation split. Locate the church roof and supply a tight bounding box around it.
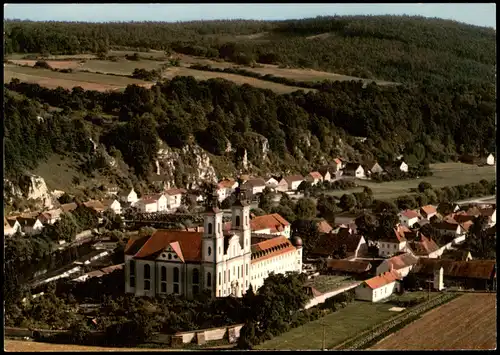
[251,236,296,263]
[133,230,203,262]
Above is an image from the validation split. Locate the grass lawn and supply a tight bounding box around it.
[307,275,353,293]
[256,301,399,350]
[324,163,495,200]
[388,291,440,303]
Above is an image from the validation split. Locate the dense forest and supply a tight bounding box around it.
[5,72,496,182]
[4,16,496,86]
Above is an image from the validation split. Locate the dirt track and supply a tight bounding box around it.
[4,339,175,352]
[371,293,497,350]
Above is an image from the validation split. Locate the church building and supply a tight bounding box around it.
[124,189,303,299]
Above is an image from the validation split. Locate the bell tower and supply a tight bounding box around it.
[202,190,224,264]
[231,186,251,254]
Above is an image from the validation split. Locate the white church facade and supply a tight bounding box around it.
[124,191,303,299]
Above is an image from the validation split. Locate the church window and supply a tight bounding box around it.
[144,280,151,290]
[208,223,213,234]
[207,272,212,287]
[246,264,248,276]
[161,266,167,282]
[174,284,179,294]
[238,266,240,278]
[168,254,172,260]
[236,216,240,227]
[224,270,226,283]
[208,246,212,256]
[193,285,199,295]
[219,246,221,255]
[144,264,151,279]
[245,216,248,226]
[173,267,179,283]
[161,283,167,293]
[192,268,199,284]
[219,223,221,233]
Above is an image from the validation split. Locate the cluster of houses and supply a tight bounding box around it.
[306,202,496,302]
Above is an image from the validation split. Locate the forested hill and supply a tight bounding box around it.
[4,15,496,86]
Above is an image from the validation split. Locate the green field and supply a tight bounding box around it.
[307,275,354,293]
[256,301,399,350]
[79,59,165,75]
[325,162,496,200]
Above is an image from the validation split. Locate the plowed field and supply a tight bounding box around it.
[371,293,497,350]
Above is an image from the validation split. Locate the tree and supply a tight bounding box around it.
[53,213,80,242]
[418,181,433,193]
[258,187,274,212]
[58,193,73,204]
[251,208,266,216]
[466,215,495,259]
[339,194,357,211]
[270,205,296,223]
[295,198,316,220]
[316,195,338,222]
[396,195,417,210]
[355,212,378,240]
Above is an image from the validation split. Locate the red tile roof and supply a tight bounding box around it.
[251,236,297,263]
[400,209,420,219]
[140,198,158,205]
[284,175,304,183]
[364,270,402,289]
[460,220,474,232]
[408,236,440,256]
[413,259,496,280]
[165,188,187,196]
[252,213,290,231]
[327,259,372,273]
[142,194,164,201]
[60,202,78,213]
[317,220,333,234]
[379,227,407,243]
[83,200,106,212]
[217,179,237,189]
[385,252,419,270]
[334,158,342,165]
[309,171,323,180]
[133,230,203,262]
[420,205,437,217]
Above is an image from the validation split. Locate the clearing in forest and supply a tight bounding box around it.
[370,293,496,350]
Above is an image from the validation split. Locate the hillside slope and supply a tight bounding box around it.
[4,16,496,86]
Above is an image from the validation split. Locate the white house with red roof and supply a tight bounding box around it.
[165,188,186,211]
[376,252,419,277]
[355,270,402,302]
[216,179,238,202]
[305,171,323,186]
[378,225,409,257]
[137,193,168,213]
[225,213,292,239]
[124,190,303,299]
[398,209,420,228]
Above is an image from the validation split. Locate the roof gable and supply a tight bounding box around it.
[364,270,402,289]
[133,230,203,262]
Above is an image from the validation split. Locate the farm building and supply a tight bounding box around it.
[355,270,402,302]
[406,235,444,259]
[364,162,384,175]
[118,188,139,205]
[264,177,279,189]
[419,205,437,220]
[440,248,473,261]
[283,175,304,191]
[410,259,497,291]
[165,188,186,211]
[317,167,333,181]
[310,228,367,260]
[376,252,419,277]
[326,259,373,279]
[243,178,267,195]
[275,178,289,192]
[102,199,122,215]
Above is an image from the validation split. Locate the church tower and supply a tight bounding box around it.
[202,191,224,264]
[231,187,251,254]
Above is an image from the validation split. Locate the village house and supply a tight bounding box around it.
[283,175,304,191]
[18,217,44,235]
[275,178,289,193]
[333,211,365,226]
[355,270,402,302]
[305,171,323,186]
[363,161,384,176]
[124,192,303,299]
[264,177,280,189]
[376,252,419,277]
[310,228,368,260]
[486,153,495,166]
[317,167,332,182]
[165,188,186,211]
[325,259,372,279]
[216,179,239,202]
[479,205,497,226]
[38,208,62,225]
[102,199,122,215]
[419,205,437,220]
[410,259,496,291]
[225,213,292,239]
[378,226,409,257]
[136,198,159,213]
[398,161,409,173]
[83,200,106,214]
[316,219,333,234]
[243,178,267,196]
[60,202,78,213]
[119,188,139,206]
[343,163,365,179]
[431,219,464,244]
[333,158,343,171]
[4,217,21,236]
[141,193,168,213]
[398,209,420,228]
[406,235,443,259]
